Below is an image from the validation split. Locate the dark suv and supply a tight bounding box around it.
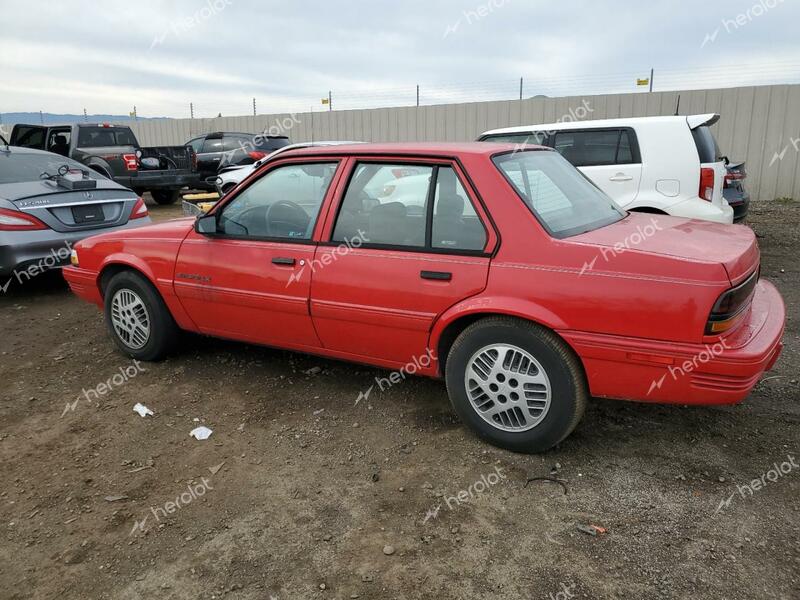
[187,132,290,189]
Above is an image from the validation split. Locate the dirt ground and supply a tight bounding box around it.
[0,197,798,600]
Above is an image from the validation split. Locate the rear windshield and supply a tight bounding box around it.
[77,126,137,148]
[692,126,721,163]
[254,136,290,151]
[0,152,103,184]
[493,150,625,238]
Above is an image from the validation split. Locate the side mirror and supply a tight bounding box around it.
[195,214,218,235]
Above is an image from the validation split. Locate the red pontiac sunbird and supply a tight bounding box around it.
[63,143,785,453]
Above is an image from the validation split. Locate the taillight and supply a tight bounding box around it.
[724,171,745,188]
[705,270,759,335]
[699,167,715,201]
[0,208,48,231]
[131,197,149,220]
[248,151,267,161]
[123,153,138,171]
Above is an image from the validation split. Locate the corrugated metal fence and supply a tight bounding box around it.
[35,85,800,201]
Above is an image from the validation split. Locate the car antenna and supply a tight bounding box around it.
[674,94,681,116]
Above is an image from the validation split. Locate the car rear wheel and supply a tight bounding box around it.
[151,190,180,205]
[104,271,178,361]
[445,316,587,453]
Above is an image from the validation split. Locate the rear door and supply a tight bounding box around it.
[196,135,224,177]
[309,158,495,366]
[551,128,642,208]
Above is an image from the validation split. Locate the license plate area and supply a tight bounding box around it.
[72,204,105,224]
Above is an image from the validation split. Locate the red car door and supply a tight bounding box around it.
[309,158,497,367]
[174,159,343,350]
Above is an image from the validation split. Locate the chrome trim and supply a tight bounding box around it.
[17,198,133,211]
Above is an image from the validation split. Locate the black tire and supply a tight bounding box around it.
[151,190,180,205]
[104,271,178,361]
[445,316,587,453]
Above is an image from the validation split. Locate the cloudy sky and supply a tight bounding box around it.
[1,0,798,118]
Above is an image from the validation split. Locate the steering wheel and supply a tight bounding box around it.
[263,200,310,238]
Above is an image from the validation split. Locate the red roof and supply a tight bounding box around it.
[283,141,549,158]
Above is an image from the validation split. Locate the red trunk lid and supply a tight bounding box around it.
[572,213,758,285]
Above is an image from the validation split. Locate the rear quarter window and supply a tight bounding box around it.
[692,126,721,164]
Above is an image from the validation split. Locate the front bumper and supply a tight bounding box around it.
[63,265,104,307]
[562,279,785,405]
[0,218,151,278]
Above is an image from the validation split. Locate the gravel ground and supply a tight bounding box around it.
[0,198,797,600]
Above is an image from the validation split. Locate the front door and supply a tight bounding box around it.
[310,160,495,367]
[174,160,342,350]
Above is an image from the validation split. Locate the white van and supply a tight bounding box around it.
[479,114,733,224]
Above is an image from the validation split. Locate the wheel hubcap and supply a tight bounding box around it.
[464,343,551,432]
[110,289,151,350]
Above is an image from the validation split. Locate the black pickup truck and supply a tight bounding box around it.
[10,123,197,204]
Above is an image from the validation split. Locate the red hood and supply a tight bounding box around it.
[571,213,759,285]
[82,217,195,245]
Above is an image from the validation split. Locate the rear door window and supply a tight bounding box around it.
[332,162,488,252]
[201,138,224,153]
[551,129,640,167]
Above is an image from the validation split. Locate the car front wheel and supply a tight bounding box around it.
[445,317,587,453]
[104,271,178,361]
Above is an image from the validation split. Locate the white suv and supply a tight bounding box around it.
[479,114,733,224]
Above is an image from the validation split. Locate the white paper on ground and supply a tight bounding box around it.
[133,403,154,417]
[190,426,213,440]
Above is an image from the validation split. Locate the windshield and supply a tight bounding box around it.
[0,152,104,184]
[493,150,625,237]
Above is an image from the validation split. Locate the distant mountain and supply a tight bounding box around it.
[0,112,167,125]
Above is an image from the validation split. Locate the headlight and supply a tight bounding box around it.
[70,249,79,267]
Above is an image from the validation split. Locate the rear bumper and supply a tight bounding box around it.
[667,197,734,224]
[562,279,785,405]
[131,170,196,190]
[0,218,150,278]
[726,193,750,222]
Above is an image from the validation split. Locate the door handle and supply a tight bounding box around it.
[421,270,452,281]
[609,173,633,182]
[272,257,296,265]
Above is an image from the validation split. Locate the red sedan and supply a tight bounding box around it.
[63,143,785,452]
